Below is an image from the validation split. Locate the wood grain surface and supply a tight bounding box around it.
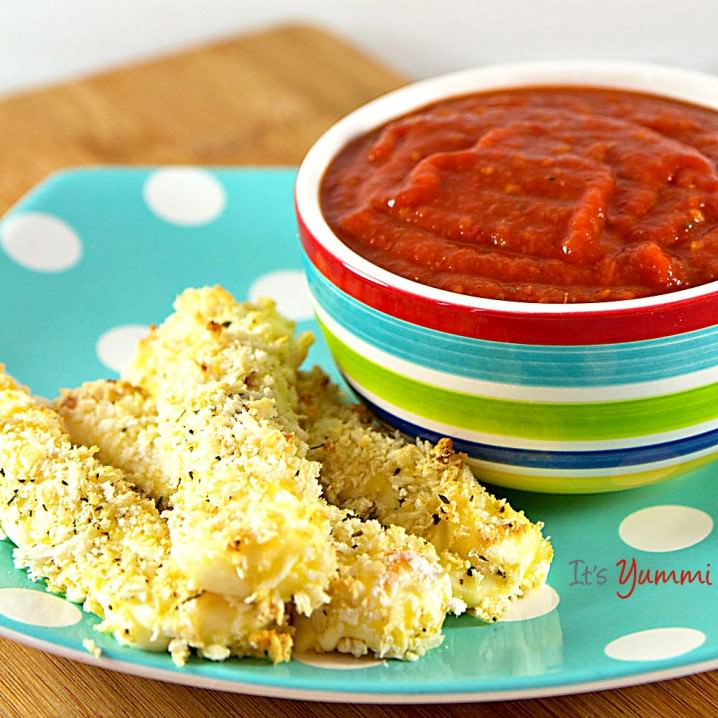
[0,23,404,214]
[0,22,716,717]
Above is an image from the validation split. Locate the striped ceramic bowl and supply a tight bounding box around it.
[295,62,718,494]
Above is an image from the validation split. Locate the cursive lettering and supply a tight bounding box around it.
[616,558,712,600]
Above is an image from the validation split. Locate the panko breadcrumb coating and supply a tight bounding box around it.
[58,376,453,660]
[55,380,171,503]
[297,367,553,621]
[123,288,336,614]
[5,282,553,666]
[295,508,452,660]
[0,367,292,666]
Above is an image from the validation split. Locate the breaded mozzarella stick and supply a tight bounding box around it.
[0,368,292,666]
[298,367,553,622]
[295,509,451,660]
[123,287,336,614]
[55,380,171,503]
[57,376,453,659]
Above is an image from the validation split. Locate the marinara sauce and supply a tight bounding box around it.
[320,87,718,303]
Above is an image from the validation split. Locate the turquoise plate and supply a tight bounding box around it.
[1,168,717,703]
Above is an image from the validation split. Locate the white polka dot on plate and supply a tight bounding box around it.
[619,505,713,552]
[0,212,82,272]
[0,588,81,627]
[96,324,149,373]
[605,627,705,662]
[502,584,560,622]
[294,652,384,670]
[248,269,313,321]
[143,168,226,226]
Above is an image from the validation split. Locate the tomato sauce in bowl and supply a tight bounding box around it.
[320,88,718,303]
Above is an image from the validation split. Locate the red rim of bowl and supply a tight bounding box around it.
[296,61,718,345]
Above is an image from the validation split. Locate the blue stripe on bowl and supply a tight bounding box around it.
[306,260,718,388]
[349,379,718,469]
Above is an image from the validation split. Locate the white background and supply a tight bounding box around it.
[2,1,718,97]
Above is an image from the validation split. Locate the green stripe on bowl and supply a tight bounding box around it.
[318,320,718,441]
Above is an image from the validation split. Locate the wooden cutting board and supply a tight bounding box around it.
[0,23,404,213]
[0,23,717,718]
